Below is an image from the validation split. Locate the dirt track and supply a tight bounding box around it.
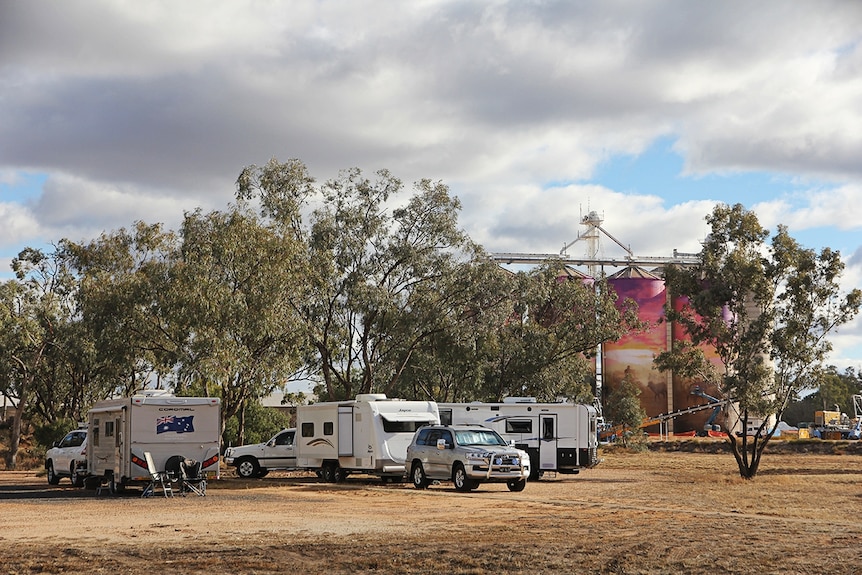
[1,448,861,574]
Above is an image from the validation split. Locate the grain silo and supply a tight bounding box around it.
[604,266,670,431]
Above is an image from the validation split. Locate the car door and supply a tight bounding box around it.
[261,430,296,469]
[425,429,453,478]
[54,431,86,474]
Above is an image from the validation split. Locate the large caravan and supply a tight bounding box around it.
[295,394,439,482]
[438,398,599,479]
[86,391,221,492]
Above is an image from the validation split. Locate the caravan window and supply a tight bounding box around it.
[439,409,452,425]
[542,418,555,440]
[323,422,333,435]
[506,419,532,434]
[382,419,427,433]
[301,422,314,437]
[92,419,100,447]
[105,420,114,438]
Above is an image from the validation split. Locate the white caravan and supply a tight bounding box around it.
[438,398,599,479]
[295,394,439,482]
[86,391,221,492]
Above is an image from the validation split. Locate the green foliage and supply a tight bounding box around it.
[654,203,862,478]
[5,165,861,477]
[222,401,292,448]
[32,418,79,451]
[66,223,181,396]
[605,371,647,449]
[170,205,307,427]
[394,260,635,403]
[783,367,862,425]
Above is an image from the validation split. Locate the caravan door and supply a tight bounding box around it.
[338,405,354,457]
[539,414,557,471]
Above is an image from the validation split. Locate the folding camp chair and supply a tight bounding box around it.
[142,451,174,498]
[180,458,206,496]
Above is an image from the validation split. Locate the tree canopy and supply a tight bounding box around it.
[3,168,859,475]
[655,203,862,478]
[0,159,641,464]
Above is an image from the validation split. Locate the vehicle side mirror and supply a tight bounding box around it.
[436,439,448,450]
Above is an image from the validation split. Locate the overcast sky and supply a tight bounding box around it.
[2,1,861,370]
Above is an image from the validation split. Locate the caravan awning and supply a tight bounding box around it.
[380,412,437,422]
[89,404,127,414]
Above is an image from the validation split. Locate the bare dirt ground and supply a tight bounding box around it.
[1,444,860,574]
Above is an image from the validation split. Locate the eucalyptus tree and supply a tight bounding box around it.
[310,173,488,399]
[605,368,647,448]
[238,159,488,401]
[171,204,307,441]
[0,247,78,468]
[655,203,861,479]
[397,261,641,403]
[67,222,181,396]
[387,252,515,402]
[481,263,641,402]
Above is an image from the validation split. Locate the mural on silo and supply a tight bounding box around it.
[603,267,668,428]
[670,294,728,435]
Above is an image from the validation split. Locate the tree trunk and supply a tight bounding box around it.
[6,385,29,470]
[238,398,246,447]
[727,433,769,479]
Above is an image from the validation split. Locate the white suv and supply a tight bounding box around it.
[45,428,88,487]
[406,424,530,492]
[224,428,297,478]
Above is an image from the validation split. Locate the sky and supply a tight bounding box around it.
[1,1,861,371]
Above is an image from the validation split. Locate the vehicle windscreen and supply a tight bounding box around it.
[454,430,507,446]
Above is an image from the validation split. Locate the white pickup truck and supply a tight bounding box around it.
[224,428,297,478]
[45,427,88,487]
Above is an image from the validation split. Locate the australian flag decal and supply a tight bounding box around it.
[156,415,195,434]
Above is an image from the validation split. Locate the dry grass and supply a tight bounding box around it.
[1,445,860,574]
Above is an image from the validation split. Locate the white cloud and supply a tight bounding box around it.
[0,201,41,246]
[1,0,862,364]
[28,173,228,246]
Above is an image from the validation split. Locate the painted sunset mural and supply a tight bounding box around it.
[603,268,669,428]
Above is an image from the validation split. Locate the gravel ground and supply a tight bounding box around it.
[1,447,860,574]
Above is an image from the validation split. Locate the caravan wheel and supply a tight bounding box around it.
[333,466,346,483]
[109,475,126,494]
[320,463,335,482]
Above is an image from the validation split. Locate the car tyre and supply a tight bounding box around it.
[411,462,429,489]
[507,478,527,492]
[236,457,260,479]
[453,463,476,492]
[46,461,60,485]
